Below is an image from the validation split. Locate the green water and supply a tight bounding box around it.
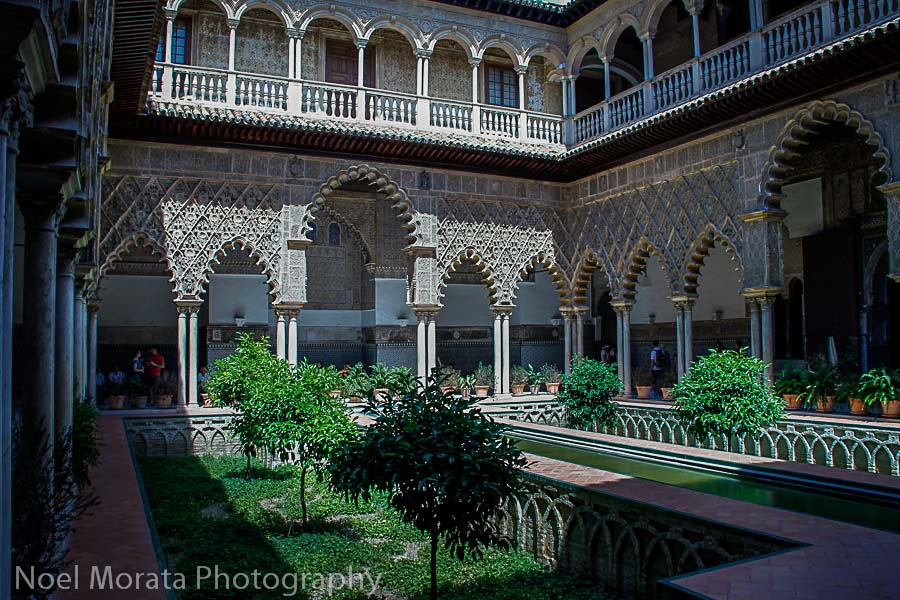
[515,437,900,534]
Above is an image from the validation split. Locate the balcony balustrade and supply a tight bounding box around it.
[148,0,898,151]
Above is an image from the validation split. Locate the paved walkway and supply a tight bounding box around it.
[59,415,166,600]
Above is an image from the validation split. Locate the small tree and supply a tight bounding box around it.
[673,348,784,438]
[329,370,526,600]
[556,356,621,429]
[209,335,356,523]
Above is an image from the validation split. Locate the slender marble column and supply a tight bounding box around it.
[227,21,236,71]
[615,307,624,383]
[54,256,75,442]
[501,312,511,394]
[674,303,685,381]
[683,300,694,375]
[493,311,502,392]
[0,126,11,600]
[760,297,775,384]
[356,42,366,87]
[426,314,437,379]
[275,311,286,360]
[562,315,572,375]
[622,304,633,397]
[22,201,60,455]
[73,289,86,400]
[416,312,427,384]
[87,303,99,403]
[603,56,612,99]
[575,310,585,360]
[189,308,199,406]
[176,307,188,406]
[749,299,762,359]
[287,310,299,365]
[422,54,430,96]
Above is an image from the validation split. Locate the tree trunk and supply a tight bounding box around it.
[300,464,308,525]
[430,530,438,600]
[245,453,251,479]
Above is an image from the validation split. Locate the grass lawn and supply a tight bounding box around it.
[139,455,608,599]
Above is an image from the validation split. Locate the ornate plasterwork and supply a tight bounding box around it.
[559,163,742,304]
[436,220,559,307]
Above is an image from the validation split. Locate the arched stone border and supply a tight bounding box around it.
[640,0,696,35]
[862,240,889,307]
[313,203,375,264]
[681,225,744,296]
[197,236,280,302]
[513,252,567,306]
[438,247,500,306]
[307,164,422,245]
[598,14,643,59]
[619,239,673,301]
[96,233,174,291]
[760,99,893,205]
[565,247,616,308]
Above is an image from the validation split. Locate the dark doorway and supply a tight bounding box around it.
[325,39,375,87]
[787,278,805,359]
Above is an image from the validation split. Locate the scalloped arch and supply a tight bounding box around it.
[510,251,566,305]
[681,225,744,296]
[309,164,417,244]
[619,239,673,301]
[197,236,280,302]
[567,247,615,308]
[437,247,499,306]
[97,233,173,289]
[760,99,892,205]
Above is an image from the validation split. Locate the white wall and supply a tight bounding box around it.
[208,274,269,325]
[693,246,745,320]
[374,279,415,325]
[631,257,676,324]
[782,178,823,239]
[510,270,560,325]
[436,284,493,326]
[99,275,178,326]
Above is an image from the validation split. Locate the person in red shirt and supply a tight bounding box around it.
[147,348,166,400]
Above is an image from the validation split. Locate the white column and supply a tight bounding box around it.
[422,54,430,97]
[416,55,423,96]
[177,307,188,406]
[615,307,624,383]
[493,311,503,392]
[674,303,685,381]
[575,310,585,360]
[73,289,86,400]
[470,59,481,132]
[683,300,694,375]
[295,34,303,79]
[748,298,761,359]
[427,313,437,379]
[288,32,295,80]
[188,306,200,406]
[749,0,764,29]
[642,34,655,80]
[188,308,199,406]
[165,12,175,61]
[227,20,237,71]
[501,312,511,394]
[87,302,99,403]
[287,309,299,365]
[54,256,75,442]
[691,10,701,58]
[357,42,366,87]
[516,66,526,109]
[275,310,286,360]
[602,55,612,99]
[416,312,427,384]
[561,77,570,117]
[621,304,633,397]
[760,297,775,384]
[563,314,572,375]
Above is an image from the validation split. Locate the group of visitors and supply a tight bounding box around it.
[95,347,169,401]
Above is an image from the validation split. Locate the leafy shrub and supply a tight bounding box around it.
[797,363,838,406]
[540,364,562,384]
[772,366,807,396]
[72,400,101,488]
[510,365,528,386]
[525,364,544,388]
[673,348,784,437]
[857,368,899,407]
[556,357,621,429]
[329,373,526,600]
[473,362,493,387]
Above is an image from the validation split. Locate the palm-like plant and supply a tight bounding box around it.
[798,364,838,406]
[857,368,897,407]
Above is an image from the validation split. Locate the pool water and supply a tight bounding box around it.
[515,437,900,534]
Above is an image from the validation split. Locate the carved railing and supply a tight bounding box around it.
[698,37,752,91]
[300,81,357,119]
[429,99,473,132]
[496,400,900,476]
[526,112,564,144]
[480,106,520,138]
[652,62,694,112]
[235,73,287,110]
[172,65,228,104]
[365,89,417,125]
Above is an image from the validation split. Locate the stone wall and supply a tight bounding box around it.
[235,9,288,76]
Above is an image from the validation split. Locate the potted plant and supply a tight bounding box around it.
[773,366,807,411]
[634,371,653,399]
[458,374,475,400]
[441,367,460,395]
[858,368,899,418]
[368,363,392,401]
[127,379,148,409]
[835,374,863,415]
[525,364,544,394]
[799,364,838,413]
[660,372,676,401]
[108,384,128,410]
[157,379,174,409]
[540,364,562,395]
[473,363,493,398]
[510,366,528,395]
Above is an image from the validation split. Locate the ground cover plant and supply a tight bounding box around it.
[139,455,609,600]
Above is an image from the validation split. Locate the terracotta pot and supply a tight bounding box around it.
[783,394,803,411]
[636,386,653,399]
[511,384,526,396]
[109,395,126,410]
[661,388,674,401]
[133,395,148,409]
[545,382,560,395]
[882,399,900,418]
[374,388,389,402]
[816,395,834,413]
[157,395,172,409]
[329,390,341,399]
[848,397,868,415]
[440,386,456,396]
[474,386,490,398]
[460,388,471,400]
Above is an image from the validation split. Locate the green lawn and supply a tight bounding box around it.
[138,455,607,599]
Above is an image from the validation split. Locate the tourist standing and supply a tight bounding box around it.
[109,365,125,391]
[146,348,166,398]
[649,341,669,398]
[132,350,145,381]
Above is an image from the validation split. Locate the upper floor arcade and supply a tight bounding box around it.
[141,0,900,163]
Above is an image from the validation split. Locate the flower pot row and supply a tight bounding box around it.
[107,394,173,410]
[782,393,900,417]
[635,386,674,400]
[777,366,900,418]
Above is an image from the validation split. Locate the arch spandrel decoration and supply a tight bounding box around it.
[558,163,743,303]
